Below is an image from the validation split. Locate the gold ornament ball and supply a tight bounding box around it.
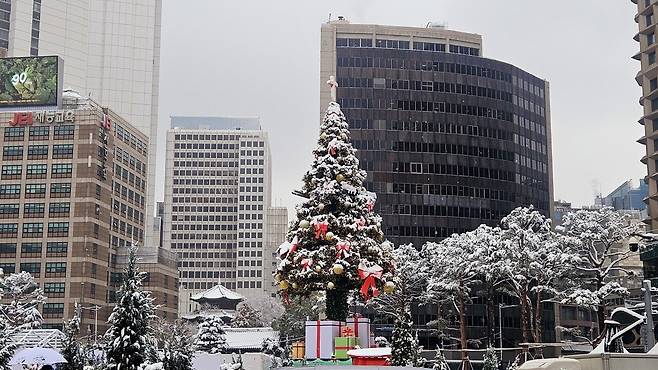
[327,282,335,289]
[336,174,345,182]
[314,265,322,272]
[332,264,344,275]
[320,132,327,140]
[317,203,325,210]
[274,273,281,282]
[384,281,395,294]
[292,282,298,289]
[299,220,310,229]
[279,280,290,290]
[325,232,335,241]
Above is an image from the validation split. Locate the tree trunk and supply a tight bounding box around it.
[325,286,349,321]
[486,287,496,347]
[534,291,543,358]
[458,295,469,368]
[596,277,606,341]
[520,286,531,345]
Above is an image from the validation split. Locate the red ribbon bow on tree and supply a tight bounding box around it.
[366,199,375,212]
[354,217,366,230]
[313,220,329,239]
[358,263,383,301]
[301,258,313,271]
[335,241,351,258]
[278,236,299,258]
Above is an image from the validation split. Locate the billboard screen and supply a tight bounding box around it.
[0,56,61,108]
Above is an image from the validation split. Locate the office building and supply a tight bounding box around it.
[596,179,648,212]
[0,92,177,333]
[264,206,287,297]
[1,0,162,247]
[320,19,553,248]
[163,116,276,316]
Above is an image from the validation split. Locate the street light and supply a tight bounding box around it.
[499,304,519,359]
[80,305,101,344]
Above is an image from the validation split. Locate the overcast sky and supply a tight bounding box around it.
[155,0,644,214]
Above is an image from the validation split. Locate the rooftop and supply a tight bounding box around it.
[170,116,260,130]
[191,284,244,303]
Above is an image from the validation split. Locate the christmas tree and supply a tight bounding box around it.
[60,305,83,370]
[432,346,450,370]
[274,84,394,321]
[104,245,156,370]
[195,316,228,354]
[483,347,499,370]
[390,307,420,366]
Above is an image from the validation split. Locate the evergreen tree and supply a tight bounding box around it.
[104,245,156,370]
[60,304,83,370]
[483,347,499,370]
[432,346,450,370]
[0,319,16,370]
[274,101,394,321]
[231,302,264,328]
[161,321,195,370]
[195,316,227,354]
[390,308,420,366]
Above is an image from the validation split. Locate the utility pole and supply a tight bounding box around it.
[644,280,656,352]
[499,303,503,359]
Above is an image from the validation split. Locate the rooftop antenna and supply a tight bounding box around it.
[328,13,331,23]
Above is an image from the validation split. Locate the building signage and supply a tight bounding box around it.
[8,110,75,126]
[0,56,63,108]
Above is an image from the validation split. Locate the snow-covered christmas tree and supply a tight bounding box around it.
[195,316,227,354]
[104,245,156,370]
[60,304,83,370]
[482,347,499,370]
[432,346,449,370]
[274,79,394,320]
[231,302,264,328]
[161,321,195,370]
[390,307,420,366]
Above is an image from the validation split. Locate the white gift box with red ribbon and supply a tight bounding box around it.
[346,317,371,348]
[304,320,341,360]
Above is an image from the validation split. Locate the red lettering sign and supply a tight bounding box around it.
[9,112,33,126]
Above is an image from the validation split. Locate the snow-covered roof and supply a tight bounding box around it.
[191,284,244,304]
[9,329,65,350]
[181,310,236,322]
[224,327,278,350]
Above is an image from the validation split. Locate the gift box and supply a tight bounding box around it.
[305,320,341,360]
[346,316,371,348]
[334,336,358,359]
[292,341,305,359]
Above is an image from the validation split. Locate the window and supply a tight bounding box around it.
[650,51,656,65]
[21,242,42,255]
[52,144,73,158]
[27,145,48,159]
[23,203,44,216]
[4,127,24,141]
[49,202,70,216]
[25,183,46,198]
[0,243,16,256]
[647,13,654,27]
[0,204,18,218]
[0,223,18,236]
[50,183,71,197]
[0,184,20,199]
[3,145,23,160]
[28,126,49,139]
[51,163,72,177]
[0,263,15,273]
[649,33,656,46]
[45,262,66,274]
[26,164,47,178]
[1,165,22,179]
[652,97,658,112]
[46,242,68,256]
[20,262,40,274]
[42,303,64,317]
[48,222,69,236]
[44,282,65,295]
[22,222,43,236]
[53,125,74,138]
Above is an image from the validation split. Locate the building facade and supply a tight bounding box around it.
[264,206,287,297]
[0,93,177,334]
[596,179,648,211]
[163,116,276,316]
[320,20,553,248]
[1,0,162,247]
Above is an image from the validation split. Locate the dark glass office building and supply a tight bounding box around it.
[320,21,553,248]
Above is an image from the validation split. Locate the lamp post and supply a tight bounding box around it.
[80,305,101,344]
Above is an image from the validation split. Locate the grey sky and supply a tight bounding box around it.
[156,0,644,214]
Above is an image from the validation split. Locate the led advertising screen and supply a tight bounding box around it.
[0,56,62,108]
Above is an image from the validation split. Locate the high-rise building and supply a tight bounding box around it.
[264,206,287,297]
[320,19,554,247]
[163,116,275,316]
[0,92,178,334]
[596,179,648,211]
[1,0,162,247]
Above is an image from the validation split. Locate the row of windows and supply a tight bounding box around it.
[172,196,237,204]
[390,204,503,220]
[112,181,145,207]
[336,38,480,56]
[389,141,516,162]
[174,142,239,150]
[114,147,146,176]
[171,223,237,231]
[392,99,515,121]
[173,160,239,168]
[112,199,144,224]
[171,241,239,250]
[336,57,513,82]
[0,202,69,216]
[2,144,73,160]
[114,164,146,192]
[385,225,470,238]
[173,169,239,177]
[172,214,238,222]
[0,222,68,236]
[351,119,515,142]
[392,161,516,181]
[3,125,74,141]
[1,163,72,178]
[385,79,513,103]
[114,123,147,156]
[171,233,238,241]
[0,183,71,199]
[173,178,238,186]
[171,205,239,213]
[0,261,67,276]
[0,242,67,255]
[174,151,238,159]
[173,187,236,195]
[110,216,143,241]
[391,183,515,202]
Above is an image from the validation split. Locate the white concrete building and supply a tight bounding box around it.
[264,206,287,297]
[163,116,278,315]
[1,0,162,247]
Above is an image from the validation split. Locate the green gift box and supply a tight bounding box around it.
[334,336,358,359]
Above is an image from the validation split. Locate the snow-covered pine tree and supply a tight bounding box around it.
[231,302,264,328]
[0,319,16,370]
[60,304,83,370]
[482,347,499,370]
[432,346,450,370]
[558,206,638,339]
[104,245,156,370]
[374,336,389,348]
[390,307,420,366]
[274,101,394,321]
[195,316,227,354]
[161,321,195,370]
